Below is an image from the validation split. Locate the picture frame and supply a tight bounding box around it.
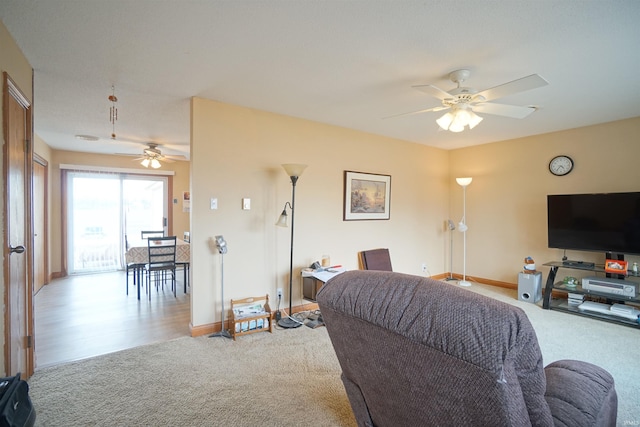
[604,259,628,275]
[343,171,391,221]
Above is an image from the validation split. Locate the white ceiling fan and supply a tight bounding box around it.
[395,69,549,132]
[124,143,187,169]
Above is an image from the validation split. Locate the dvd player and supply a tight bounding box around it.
[582,276,637,298]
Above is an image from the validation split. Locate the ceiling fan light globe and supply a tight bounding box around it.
[452,107,472,127]
[151,158,162,169]
[468,111,483,129]
[141,158,150,168]
[449,120,465,132]
[436,112,453,130]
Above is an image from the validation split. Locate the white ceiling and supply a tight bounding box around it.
[1,1,640,160]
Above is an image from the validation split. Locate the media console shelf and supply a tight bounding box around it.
[543,261,640,329]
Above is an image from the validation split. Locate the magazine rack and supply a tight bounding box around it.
[230,294,273,340]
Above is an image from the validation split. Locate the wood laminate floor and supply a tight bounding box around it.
[34,270,190,369]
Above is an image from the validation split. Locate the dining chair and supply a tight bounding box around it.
[141,230,165,239]
[145,236,177,299]
[176,233,190,293]
[124,234,145,296]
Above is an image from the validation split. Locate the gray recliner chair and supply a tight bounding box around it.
[317,270,617,427]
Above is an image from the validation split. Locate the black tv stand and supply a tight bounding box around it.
[543,261,640,329]
[562,260,595,269]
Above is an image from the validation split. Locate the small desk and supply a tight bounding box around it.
[302,268,346,301]
[125,238,190,299]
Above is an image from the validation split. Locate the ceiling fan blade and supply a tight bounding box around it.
[383,105,449,119]
[411,84,452,101]
[476,74,548,102]
[115,152,142,158]
[472,102,537,119]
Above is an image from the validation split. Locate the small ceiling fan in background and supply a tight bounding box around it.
[392,69,549,132]
[117,142,187,169]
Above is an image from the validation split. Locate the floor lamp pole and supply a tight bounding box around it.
[210,239,231,338]
[456,177,472,287]
[445,220,456,281]
[462,194,468,284]
[278,175,303,329]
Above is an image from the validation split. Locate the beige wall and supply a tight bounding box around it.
[449,117,640,284]
[1,20,33,375]
[190,98,450,328]
[38,149,190,276]
[190,98,640,330]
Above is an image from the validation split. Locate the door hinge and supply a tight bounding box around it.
[26,336,33,348]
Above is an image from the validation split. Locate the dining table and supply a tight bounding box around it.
[125,238,190,300]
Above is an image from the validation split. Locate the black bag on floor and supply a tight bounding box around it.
[0,374,35,427]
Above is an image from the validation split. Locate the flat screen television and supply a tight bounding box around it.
[547,192,640,256]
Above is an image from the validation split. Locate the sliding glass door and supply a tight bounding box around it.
[67,172,168,274]
[122,176,166,246]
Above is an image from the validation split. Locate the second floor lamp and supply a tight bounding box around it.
[275,163,307,329]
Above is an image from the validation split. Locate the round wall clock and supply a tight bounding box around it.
[549,155,574,176]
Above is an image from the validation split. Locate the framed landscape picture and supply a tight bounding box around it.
[343,171,391,221]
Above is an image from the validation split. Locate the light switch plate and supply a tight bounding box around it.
[242,198,251,210]
[210,198,218,210]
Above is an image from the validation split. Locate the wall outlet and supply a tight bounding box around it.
[421,263,428,273]
[277,288,283,298]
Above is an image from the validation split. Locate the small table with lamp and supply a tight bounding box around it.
[302,266,346,301]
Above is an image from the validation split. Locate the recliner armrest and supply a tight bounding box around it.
[544,360,617,427]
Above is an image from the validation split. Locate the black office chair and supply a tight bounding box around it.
[145,236,177,299]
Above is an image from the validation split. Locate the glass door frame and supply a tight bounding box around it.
[63,169,171,275]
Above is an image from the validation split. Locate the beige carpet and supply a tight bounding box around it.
[28,328,356,427]
[28,281,639,426]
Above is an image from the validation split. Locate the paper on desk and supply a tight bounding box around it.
[311,267,346,282]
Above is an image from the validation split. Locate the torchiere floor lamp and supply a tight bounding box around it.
[456,177,473,287]
[276,163,307,329]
